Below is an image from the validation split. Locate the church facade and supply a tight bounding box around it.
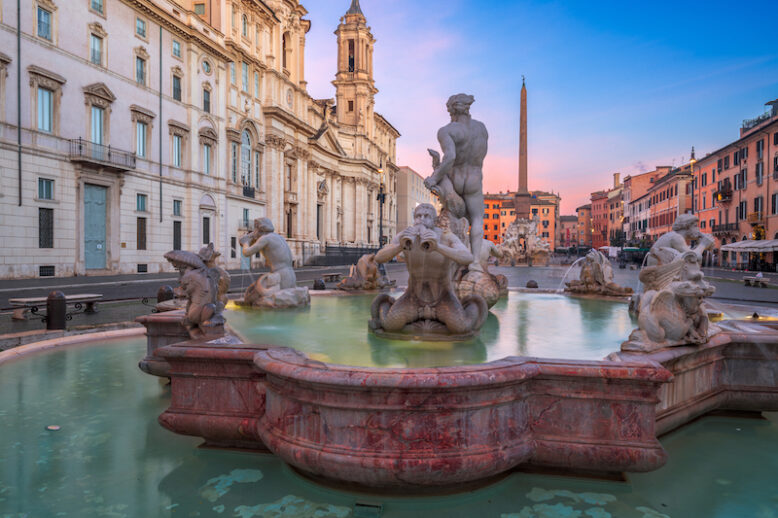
[0,0,398,278]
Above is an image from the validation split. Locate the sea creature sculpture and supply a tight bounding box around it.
[622,214,717,352]
[565,249,633,297]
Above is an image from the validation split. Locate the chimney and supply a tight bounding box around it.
[613,172,620,188]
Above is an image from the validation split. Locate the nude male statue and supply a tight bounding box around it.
[424,93,488,272]
[372,203,486,335]
[240,218,296,302]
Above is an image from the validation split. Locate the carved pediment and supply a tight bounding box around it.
[0,52,12,68]
[83,82,116,108]
[168,119,191,136]
[88,22,107,38]
[28,65,66,90]
[172,65,183,76]
[135,46,150,61]
[311,125,346,157]
[198,127,217,143]
[130,104,155,124]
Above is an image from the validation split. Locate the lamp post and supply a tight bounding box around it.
[376,159,388,279]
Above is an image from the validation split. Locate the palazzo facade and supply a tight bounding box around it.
[0,0,398,278]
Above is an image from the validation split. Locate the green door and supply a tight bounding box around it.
[84,184,107,269]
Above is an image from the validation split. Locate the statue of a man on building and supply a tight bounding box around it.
[424,93,488,272]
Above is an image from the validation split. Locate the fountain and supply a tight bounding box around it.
[499,214,552,267]
[564,249,634,297]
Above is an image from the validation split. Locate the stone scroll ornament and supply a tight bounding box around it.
[238,217,310,309]
[622,214,718,352]
[565,249,633,297]
[370,204,488,340]
[163,243,230,338]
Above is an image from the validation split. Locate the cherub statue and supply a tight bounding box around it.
[369,204,488,339]
[163,244,228,338]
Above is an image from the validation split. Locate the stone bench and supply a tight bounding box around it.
[9,293,103,320]
[743,276,769,287]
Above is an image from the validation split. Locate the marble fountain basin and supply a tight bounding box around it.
[139,292,778,490]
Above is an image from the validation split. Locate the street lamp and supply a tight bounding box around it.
[376,158,386,246]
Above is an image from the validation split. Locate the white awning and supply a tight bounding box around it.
[720,239,778,253]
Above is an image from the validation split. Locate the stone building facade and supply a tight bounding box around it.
[396,165,434,232]
[0,0,398,279]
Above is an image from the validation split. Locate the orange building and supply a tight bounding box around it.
[483,193,512,243]
[646,165,692,240]
[559,216,578,248]
[693,98,778,269]
[624,167,670,242]
[576,204,592,246]
[590,191,609,249]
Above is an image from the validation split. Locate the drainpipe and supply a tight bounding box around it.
[159,25,163,223]
[17,0,21,206]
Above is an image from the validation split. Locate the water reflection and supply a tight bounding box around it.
[225,292,634,366]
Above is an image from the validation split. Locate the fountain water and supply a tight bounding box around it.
[557,255,586,291]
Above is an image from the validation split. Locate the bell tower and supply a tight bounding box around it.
[333,0,377,130]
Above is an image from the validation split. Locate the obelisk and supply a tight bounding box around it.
[514,77,531,220]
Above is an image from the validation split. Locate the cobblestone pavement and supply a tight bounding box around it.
[1,262,775,336]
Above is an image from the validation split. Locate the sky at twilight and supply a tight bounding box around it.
[301,0,778,213]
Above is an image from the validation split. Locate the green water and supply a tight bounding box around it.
[225,292,636,367]
[1,337,777,517]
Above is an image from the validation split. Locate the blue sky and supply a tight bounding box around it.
[302,0,778,213]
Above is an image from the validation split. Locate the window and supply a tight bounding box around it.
[172,135,182,167]
[723,156,730,170]
[254,151,261,189]
[39,208,53,248]
[241,130,252,186]
[348,100,354,112]
[136,57,146,84]
[242,208,250,227]
[202,216,210,244]
[254,72,260,97]
[203,143,211,175]
[173,220,182,250]
[37,87,53,132]
[90,106,104,145]
[285,163,293,191]
[348,39,355,72]
[756,139,764,159]
[172,40,181,58]
[755,196,764,216]
[137,217,147,250]
[756,162,764,185]
[173,199,182,216]
[90,35,102,65]
[231,142,238,182]
[203,88,210,113]
[774,133,778,146]
[91,0,103,14]
[194,3,205,15]
[736,201,747,221]
[202,60,211,74]
[242,15,248,37]
[38,178,53,200]
[172,75,182,101]
[772,193,778,215]
[136,121,147,157]
[136,18,146,38]
[241,63,249,92]
[230,62,236,85]
[136,193,147,212]
[37,7,52,40]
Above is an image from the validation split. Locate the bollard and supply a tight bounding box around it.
[157,285,175,303]
[46,291,67,330]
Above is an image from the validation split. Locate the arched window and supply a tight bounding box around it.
[242,15,248,37]
[241,130,252,186]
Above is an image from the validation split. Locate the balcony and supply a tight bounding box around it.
[714,186,733,203]
[742,112,773,131]
[747,212,763,225]
[68,138,135,171]
[712,223,738,235]
[242,186,255,198]
[284,191,297,204]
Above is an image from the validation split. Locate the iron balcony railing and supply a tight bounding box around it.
[69,138,136,170]
[747,212,763,225]
[742,112,773,131]
[712,223,738,234]
[242,185,255,198]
